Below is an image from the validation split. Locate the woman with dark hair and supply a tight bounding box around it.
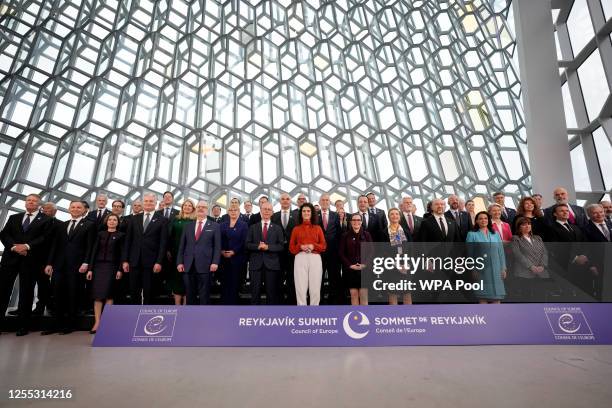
[423,201,433,219]
[289,203,327,305]
[339,212,373,305]
[86,213,125,334]
[510,217,551,301]
[466,211,507,303]
[513,196,546,237]
[465,199,476,228]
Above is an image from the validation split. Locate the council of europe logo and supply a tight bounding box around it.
[544,307,593,338]
[342,311,370,340]
[133,311,177,338]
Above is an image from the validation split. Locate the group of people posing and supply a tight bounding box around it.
[0,187,611,336]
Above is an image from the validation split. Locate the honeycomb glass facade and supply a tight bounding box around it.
[0,0,528,225]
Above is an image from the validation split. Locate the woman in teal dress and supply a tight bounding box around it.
[168,199,196,305]
[466,211,507,303]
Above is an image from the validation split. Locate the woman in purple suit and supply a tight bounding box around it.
[219,206,248,304]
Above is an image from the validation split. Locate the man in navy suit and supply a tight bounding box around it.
[0,194,51,336]
[493,191,516,225]
[247,196,269,227]
[543,187,588,228]
[445,194,470,241]
[86,193,111,226]
[122,193,168,305]
[246,202,285,305]
[317,193,343,304]
[367,192,388,232]
[42,200,96,334]
[176,200,221,305]
[271,193,297,304]
[356,195,385,242]
[583,204,611,299]
[156,191,179,221]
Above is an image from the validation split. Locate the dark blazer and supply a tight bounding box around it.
[369,207,388,231]
[89,230,126,272]
[582,220,612,243]
[417,214,461,242]
[399,212,423,241]
[316,209,341,251]
[220,219,249,266]
[444,210,470,241]
[48,218,96,274]
[545,221,586,243]
[246,221,285,270]
[87,208,111,225]
[248,212,262,227]
[357,210,386,242]
[207,215,223,224]
[122,212,168,267]
[339,229,373,270]
[544,204,588,228]
[271,210,297,243]
[155,207,179,222]
[177,219,221,274]
[500,207,516,225]
[0,211,51,268]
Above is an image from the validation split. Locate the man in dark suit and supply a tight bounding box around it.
[208,205,223,223]
[445,194,470,241]
[156,191,179,221]
[246,202,285,304]
[545,203,596,299]
[543,187,588,228]
[36,202,63,315]
[357,195,385,242]
[493,191,516,225]
[42,200,96,335]
[110,200,130,233]
[242,200,254,224]
[0,194,51,336]
[271,193,297,304]
[86,193,111,226]
[583,204,612,243]
[317,193,343,304]
[176,200,221,305]
[601,200,612,223]
[122,193,168,305]
[367,192,388,232]
[583,204,611,299]
[247,196,268,227]
[291,193,308,222]
[399,196,423,240]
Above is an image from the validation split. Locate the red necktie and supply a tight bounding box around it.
[407,214,413,233]
[263,222,268,241]
[568,208,576,224]
[195,221,203,240]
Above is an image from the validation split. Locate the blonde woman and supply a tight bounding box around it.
[168,199,196,305]
[384,208,412,305]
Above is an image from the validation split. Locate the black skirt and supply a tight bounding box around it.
[92,261,120,300]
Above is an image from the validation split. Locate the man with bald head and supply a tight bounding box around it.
[418,198,461,243]
[543,187,587,228]
[272,193,297,303]
[445,194,470,241]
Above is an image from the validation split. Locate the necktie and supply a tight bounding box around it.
[370,208,375,216]
[282,211,288,229]
[68,219,77,236]
[407,213,414,233]
[568,208,576,224]
[143,213,151,231]
[502,208,508,219]
[362,212,368,228]
[97,209,102,221]
[599,224,610,241]
[454,211,461,227]
[165,208,170,218]
[263,222,268,241]
[22,213,32,232]
[323,211,328,230]
[438,217,446,237]
[195,221,203,240]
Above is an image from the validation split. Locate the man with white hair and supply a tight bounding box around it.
[583,204,612,243]
[86,193,111,226]
[600,200,612,222]
[399,196,422,240]
[543,187,588,228]
[122,192,169,305]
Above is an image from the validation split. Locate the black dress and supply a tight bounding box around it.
[90,230,125,300]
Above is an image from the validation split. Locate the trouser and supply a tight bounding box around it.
[221,261,242,305]
[280,251,296,305]
[35,268,52,310]
[51,270,83,330]
[294,252,323,305]
[183,267,212,305]
[321,252,344,304]
[250,267,280,305]
[0,264,37,330]
[129,264,154,305]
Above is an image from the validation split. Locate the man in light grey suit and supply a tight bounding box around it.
[246,202,285,305]
[177,200,221,305]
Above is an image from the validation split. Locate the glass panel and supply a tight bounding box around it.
[567,0,595,57]
[593,127,612,189]
[577,49,609,121]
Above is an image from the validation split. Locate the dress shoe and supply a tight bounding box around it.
[59,328,73,335]
[32,306,45,316]
[41,330,56,336]
[7,310,18,316]
[89,330,97,334]
[16,329,29,336]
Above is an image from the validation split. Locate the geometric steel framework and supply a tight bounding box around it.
[0,0,529,229]
[552,0,612,204]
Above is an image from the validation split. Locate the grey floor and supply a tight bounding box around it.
[0,333,611,408]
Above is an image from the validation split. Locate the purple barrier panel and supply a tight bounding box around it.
[92,304,612,347]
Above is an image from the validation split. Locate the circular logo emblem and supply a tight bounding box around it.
[558,313,581,334]
[143,315,167,336]
[342,311,370,339]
